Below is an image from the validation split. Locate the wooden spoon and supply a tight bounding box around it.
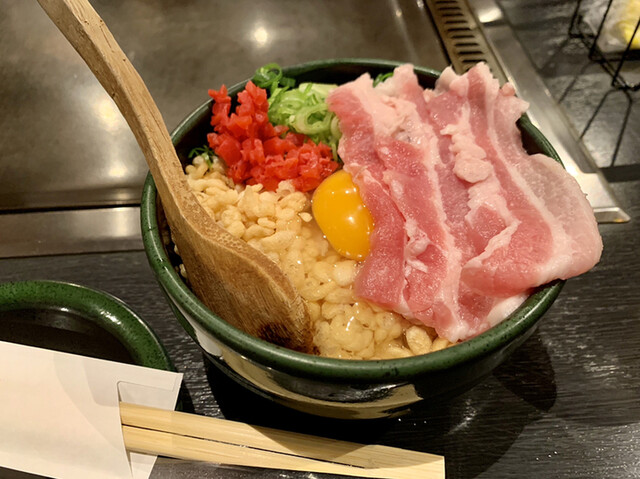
[37,0,312,352]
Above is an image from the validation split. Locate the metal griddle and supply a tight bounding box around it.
[0,0,627,259]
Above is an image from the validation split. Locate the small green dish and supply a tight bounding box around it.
[0,280,173,371]
[141,59,564,419]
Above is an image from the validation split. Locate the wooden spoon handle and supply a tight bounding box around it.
[36,0,185,212]
[37,0,312,352]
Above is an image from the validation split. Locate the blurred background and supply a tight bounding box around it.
[0,0,637,257]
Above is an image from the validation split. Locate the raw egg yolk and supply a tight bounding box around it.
[312,170,374,261]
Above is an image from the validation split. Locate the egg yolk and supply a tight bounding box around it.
[311,170,374,261]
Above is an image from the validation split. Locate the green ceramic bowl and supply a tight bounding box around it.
[0,280,173,371]
[141,59,564,419]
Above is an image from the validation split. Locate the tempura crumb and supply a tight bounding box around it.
[183,154,453,359]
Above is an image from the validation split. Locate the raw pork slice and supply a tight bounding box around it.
[328,70,491,341]
[375,65,498,340]
[326,75,407,311]
[439,64,603,297]
[327,63,602,342]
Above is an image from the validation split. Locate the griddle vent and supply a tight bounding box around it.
[425,0,506,82]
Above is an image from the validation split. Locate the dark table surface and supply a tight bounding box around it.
[1,181,638,479]
[1,1,638,478]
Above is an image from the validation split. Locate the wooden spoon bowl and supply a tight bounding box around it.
[37,0,312,352]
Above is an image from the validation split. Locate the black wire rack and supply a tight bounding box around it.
[569,0,640,90]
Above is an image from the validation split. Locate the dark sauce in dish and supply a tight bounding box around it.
[0,307,135,364]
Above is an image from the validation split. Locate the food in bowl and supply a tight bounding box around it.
[183,154,450,359]
[175,61,602,360]
[142,60,586,417]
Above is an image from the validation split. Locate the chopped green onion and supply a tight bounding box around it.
[252,63,343,162]
[373,71,394,86]
[252,63,295,97]
[188,145,216,168]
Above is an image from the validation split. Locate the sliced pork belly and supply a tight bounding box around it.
[439,64,603,296]
[329,69,489,341]
[327,63,602,342]
[384,63,600,302]
[326,76,407,311]
[329,74,443,321]
[381,65,498,339]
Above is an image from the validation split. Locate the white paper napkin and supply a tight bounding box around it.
[0,341,183,479]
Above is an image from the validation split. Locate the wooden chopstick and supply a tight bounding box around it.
[123,425,427,478]
[120,402,445,479]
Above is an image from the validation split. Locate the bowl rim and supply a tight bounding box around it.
[0,280,174,371]
[141,58,565,382]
